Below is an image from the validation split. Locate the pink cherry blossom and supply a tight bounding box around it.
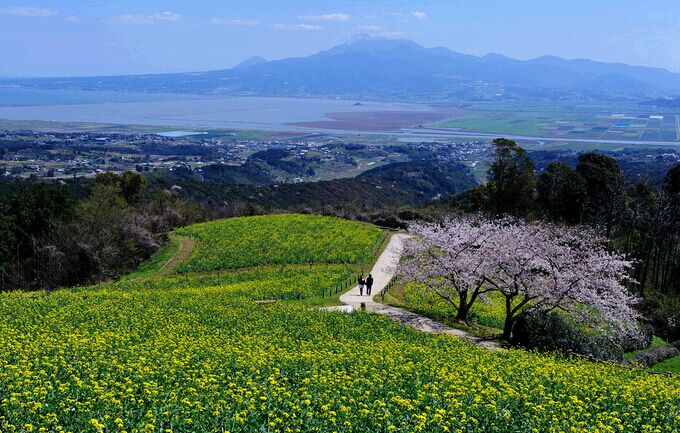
[399,216,640,341]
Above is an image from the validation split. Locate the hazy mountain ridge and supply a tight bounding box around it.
[3,35,680,101]
[233,56,268,69]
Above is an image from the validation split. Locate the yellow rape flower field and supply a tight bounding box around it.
[1,214,678,433]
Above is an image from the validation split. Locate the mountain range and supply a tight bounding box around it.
[3,35,680,102]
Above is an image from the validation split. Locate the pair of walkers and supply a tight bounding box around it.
[358,274,374,296]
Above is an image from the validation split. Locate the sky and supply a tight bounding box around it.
[1,0,680,77]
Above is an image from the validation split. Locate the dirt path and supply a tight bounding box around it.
[157,237,195,277]
[339,234,502,350]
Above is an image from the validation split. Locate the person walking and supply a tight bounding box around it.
[358,275,365,296]
[366,274,374,296]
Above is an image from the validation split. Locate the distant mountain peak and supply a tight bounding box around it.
[346,33,378,44]
[482,52,513,62]
[319,34,427,58]
[233,56,267,69]
[5,36,680,100]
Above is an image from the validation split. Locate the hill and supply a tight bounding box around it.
[4,35,680,100]
[174,214,383,272]
[1,214,678,432]
[152,160,478,210]
[641,97,680,109]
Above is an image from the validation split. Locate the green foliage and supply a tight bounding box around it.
[95,171,147,204]
[175,214,383,272]
[651,352,680,374]
[576,152,625,235]
[0,183,74,288]
[511,311,625,361]
[537,162,586,223]
[150,160,478,211]
[663,163,680,196]
[487,138,536,216]
[120,171,147,204]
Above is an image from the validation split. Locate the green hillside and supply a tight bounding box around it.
[0,214,678,433]
[174,214,383,272]
[149,160,478,210]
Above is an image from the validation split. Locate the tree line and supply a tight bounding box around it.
[0,172,202,291]
[454,138,680,342]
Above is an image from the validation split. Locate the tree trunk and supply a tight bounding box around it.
[502,294,514,341]
[455,290,470,322]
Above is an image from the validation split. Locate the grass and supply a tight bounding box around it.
[651,353,680,374]
[379,282,506,340]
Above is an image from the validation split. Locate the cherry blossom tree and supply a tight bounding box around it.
[400,217,640,341]
[482,221,639,340]
[398,217,500,322]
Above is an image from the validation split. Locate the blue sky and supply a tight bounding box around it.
[1,0,679,77]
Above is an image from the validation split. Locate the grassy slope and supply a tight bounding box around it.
[174,214,384,273]
[381,282,511,339]
[1,215,678,432]
[652,354,680,374]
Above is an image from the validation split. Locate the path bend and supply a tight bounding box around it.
[339,233,501,350]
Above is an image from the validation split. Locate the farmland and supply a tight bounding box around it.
[435,110,680,142]
[1,214,679,432]
[174,214,384,272]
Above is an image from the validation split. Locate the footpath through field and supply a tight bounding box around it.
[339,234,502,350]
[158,236,195,276]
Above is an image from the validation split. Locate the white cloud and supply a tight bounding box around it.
[105,11,181,25]
[65,15,82,22]
[384,11,428,20]
[270,23,323,31]
[299,13,352,23]
[357,25,384,32]
[210,18,261,26]
[0,6,57,17]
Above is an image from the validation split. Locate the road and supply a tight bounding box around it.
[398,127,680,146]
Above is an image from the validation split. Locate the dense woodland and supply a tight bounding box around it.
[1,141,679,344]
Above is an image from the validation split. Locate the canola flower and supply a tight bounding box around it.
[174,214,383,272]
[0,215,678,432]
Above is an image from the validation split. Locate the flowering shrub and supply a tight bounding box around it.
[626,345,680,367]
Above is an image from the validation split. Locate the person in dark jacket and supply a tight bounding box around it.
[366,274,374,296]
[358,275,365,296]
